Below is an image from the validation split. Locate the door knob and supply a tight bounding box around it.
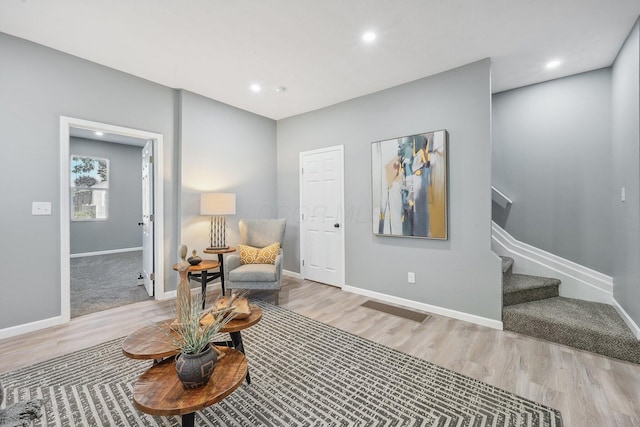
[334,223,340,228]
[138,222,144,226]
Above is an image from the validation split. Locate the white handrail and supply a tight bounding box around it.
[491,186,513,208]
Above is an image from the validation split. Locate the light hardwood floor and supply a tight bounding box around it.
[1,276,639,427]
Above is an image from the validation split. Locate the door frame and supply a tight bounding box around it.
[60,116,165,323]
[299,145,346,288]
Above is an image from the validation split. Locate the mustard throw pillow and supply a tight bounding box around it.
[238,242,280,265]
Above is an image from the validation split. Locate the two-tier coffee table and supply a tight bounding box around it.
[123,306,262,426]
[122,305,262,384]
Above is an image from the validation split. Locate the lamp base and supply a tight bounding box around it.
[208,216,229,251]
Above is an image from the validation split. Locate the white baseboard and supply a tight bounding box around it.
[70,247,143,258]
[0,316,65,340]
[613,299,640,340]
[342,285,503,330]
[283,269,303,279]
[158,287,226,302]
[492,222,613,304]
[158,290,177,300]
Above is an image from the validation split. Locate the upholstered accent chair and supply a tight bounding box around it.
[224,219,286,305]
[0,381,42,427]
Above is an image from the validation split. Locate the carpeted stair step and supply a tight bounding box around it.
[503,297,640,364]
[501,256,514,277]
[503,274,559,306]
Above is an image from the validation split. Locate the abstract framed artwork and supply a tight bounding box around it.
[372,129,448,239]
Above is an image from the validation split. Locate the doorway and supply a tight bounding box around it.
[60,117,165,323]
[299,145,345,287]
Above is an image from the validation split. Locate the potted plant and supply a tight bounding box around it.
[168,290,239,389]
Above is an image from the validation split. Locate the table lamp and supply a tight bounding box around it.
[200,192,236,250]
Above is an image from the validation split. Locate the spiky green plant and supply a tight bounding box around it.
[170,291,238,355]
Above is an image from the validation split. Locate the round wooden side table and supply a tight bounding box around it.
[203,247,236,297]
[172,259,220,309]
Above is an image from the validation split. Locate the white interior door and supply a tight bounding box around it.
[300,146,345,287]
[141,140,154,296]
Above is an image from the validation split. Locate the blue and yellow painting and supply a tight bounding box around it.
[372,130,448,239]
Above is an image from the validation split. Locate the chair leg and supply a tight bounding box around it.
[274,290,279,305]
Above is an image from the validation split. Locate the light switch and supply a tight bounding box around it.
[32,202,52,215]
[621,187,626,202]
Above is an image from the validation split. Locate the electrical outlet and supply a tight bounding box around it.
[408,272,415,283]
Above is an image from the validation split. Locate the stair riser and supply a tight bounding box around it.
[503,285,559,306]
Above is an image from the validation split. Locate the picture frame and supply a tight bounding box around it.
[371,129,448,240]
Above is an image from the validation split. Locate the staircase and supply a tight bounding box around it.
[501,257,640,364]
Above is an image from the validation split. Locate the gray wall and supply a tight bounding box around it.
[277,60,502,321]
[612,20,640,326]
[70,137,143,254]
[179,91,277,254]
[492,69,613,275]
[0,33,178,329]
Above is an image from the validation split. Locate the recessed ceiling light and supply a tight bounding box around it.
[362,31,376,43]
[275,86,287,93]
[546,60,561,69]
[250,84,262,93]
[95,131,104,136]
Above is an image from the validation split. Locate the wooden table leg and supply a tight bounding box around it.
[230,331,250,385]
[182,412,195,427]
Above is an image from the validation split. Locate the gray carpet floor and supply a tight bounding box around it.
[1,301,563,426]
[70,251,152,318]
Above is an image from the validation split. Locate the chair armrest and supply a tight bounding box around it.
[275,251,283,280]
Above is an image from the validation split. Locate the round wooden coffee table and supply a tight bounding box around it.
[133,348,247,427]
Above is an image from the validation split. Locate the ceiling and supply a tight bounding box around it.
[1,1,639,120]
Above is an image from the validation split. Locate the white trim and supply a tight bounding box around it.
[60,116,166,326]
[342,285,504,330]
[0,316,64,340]
[613,299,640,340]
[70,247,143,258]
[283,269,303,279]
[491,221,613,304]
[299,145,346,288]
[60,120,71,323]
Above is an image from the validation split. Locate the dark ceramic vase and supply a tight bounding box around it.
[187,255,202,265]
[175,344,217,388]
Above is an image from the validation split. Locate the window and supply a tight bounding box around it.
[71,155,109,221]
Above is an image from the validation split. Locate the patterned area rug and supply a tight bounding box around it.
[1,302,563,426]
